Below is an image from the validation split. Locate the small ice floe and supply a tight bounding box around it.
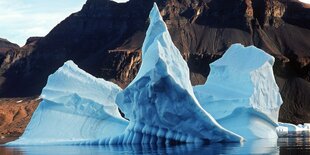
[16,100,23,103]
[277,122,310,137]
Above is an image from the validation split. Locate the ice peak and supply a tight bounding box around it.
[149,3,164,25]
[131,2,194,93]
[141,3,168,55]
[63,60,76,68]
[212,44,275,71]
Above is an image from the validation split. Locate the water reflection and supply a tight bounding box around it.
[1,138,310,155]
[279,136,310,155]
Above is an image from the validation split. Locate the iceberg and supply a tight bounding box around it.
[194,44,283,139]
[7,61,128,145]
[7,3,249,146]
[114,3,243,144]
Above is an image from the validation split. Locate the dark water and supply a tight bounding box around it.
[1,137,310,155]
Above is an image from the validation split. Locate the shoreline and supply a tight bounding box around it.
[0,137,18,145]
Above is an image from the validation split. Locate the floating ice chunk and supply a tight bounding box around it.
[277,122,310,137]
[194,44,283,139]
[111,0,129,3]
[114,3,243,144]
[302,123,310,130]
[7,61,128,145]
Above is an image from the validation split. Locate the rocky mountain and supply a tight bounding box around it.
[0,38,19,51]
[0,38,19,67]
[0,0,309,124]
[0,37,41,88]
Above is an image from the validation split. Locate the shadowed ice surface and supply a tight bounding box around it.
[2,138,310,155]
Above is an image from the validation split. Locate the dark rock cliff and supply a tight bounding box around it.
[0,38,20,66]
[0,0,310,124]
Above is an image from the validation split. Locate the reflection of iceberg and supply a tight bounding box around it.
[3,139,278,155]
[7,61,128,145]
[114,3,242,144]
[194,44,283,139]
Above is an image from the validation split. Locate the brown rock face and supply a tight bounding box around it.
[0,97,39,137]
[0,0,309,124]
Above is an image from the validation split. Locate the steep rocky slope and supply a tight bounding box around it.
[0,0,309,124]
[0,97,39,137]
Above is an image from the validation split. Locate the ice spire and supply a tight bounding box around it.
[116,3,243,144]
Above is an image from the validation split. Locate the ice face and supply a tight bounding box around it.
[194,44,283,139]
[7,61,128,145]
[114,3,243,144]
[41,60,125,118]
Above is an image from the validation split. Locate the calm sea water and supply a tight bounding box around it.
[1,137,310,155]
